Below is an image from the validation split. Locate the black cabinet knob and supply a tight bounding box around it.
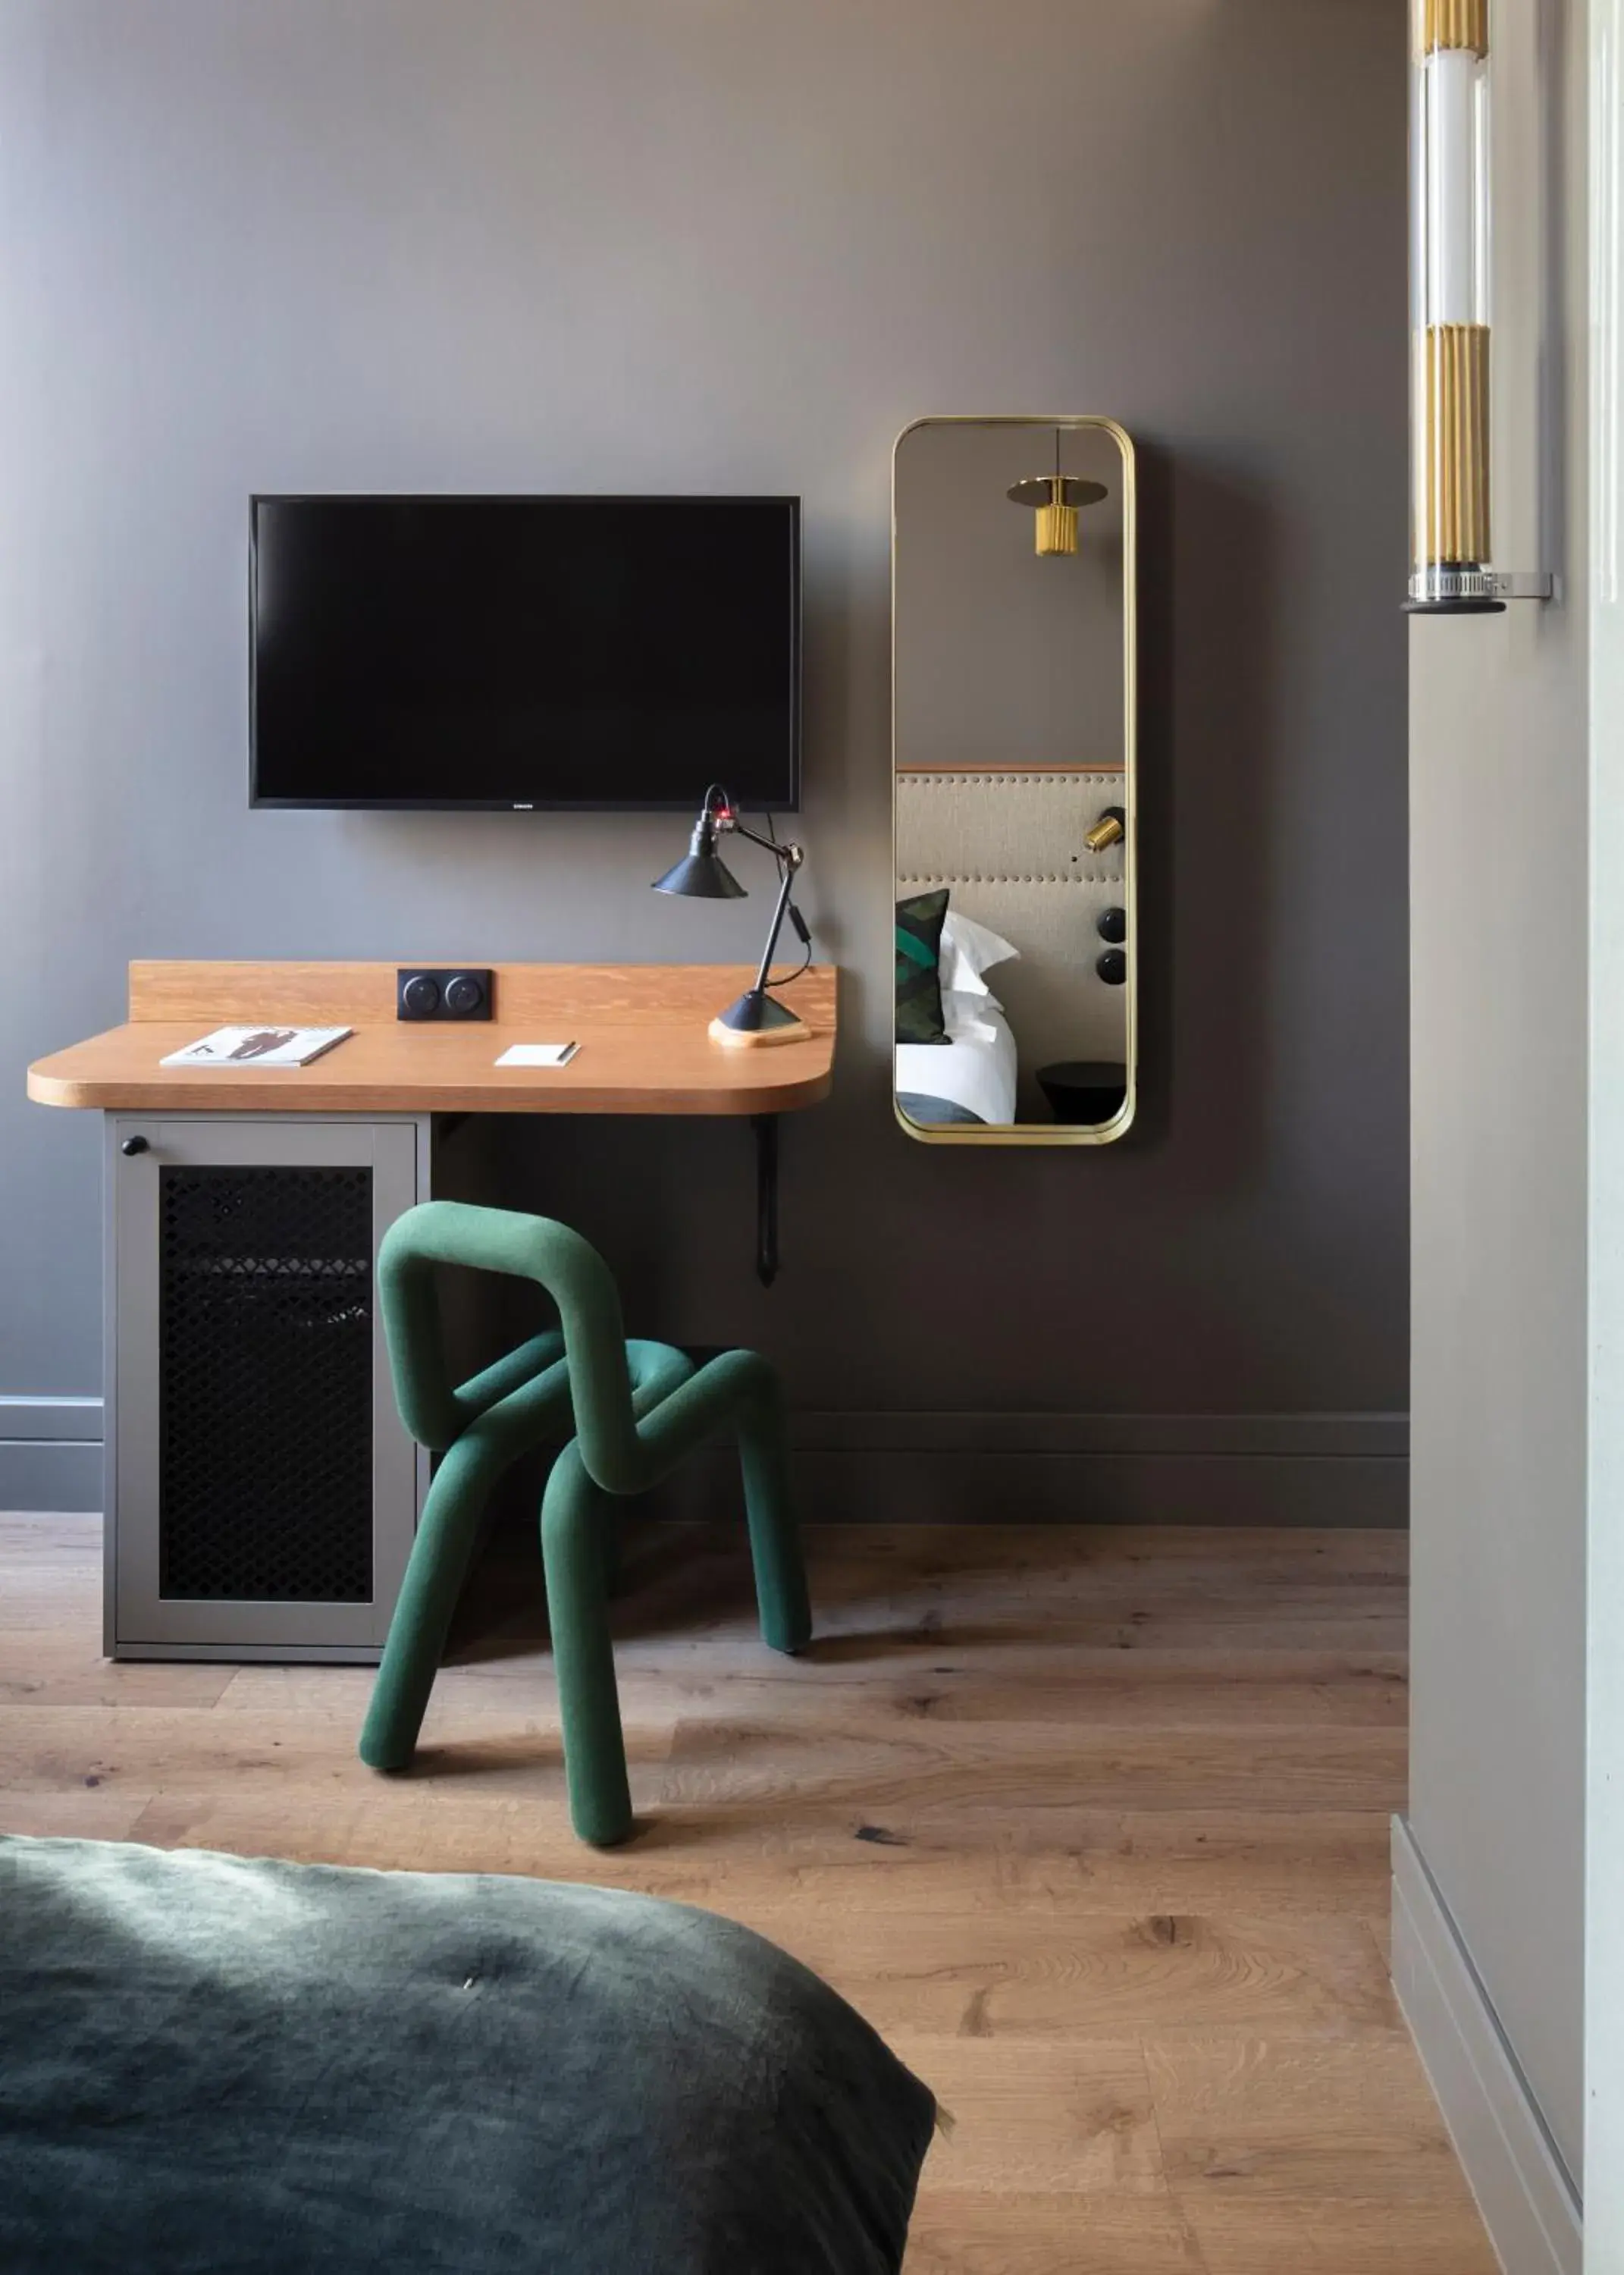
[1096,949,1127,987]
[121,1135,149,1156]
[1097,906,1127,944]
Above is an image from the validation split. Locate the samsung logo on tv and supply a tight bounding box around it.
[513,802,534,810]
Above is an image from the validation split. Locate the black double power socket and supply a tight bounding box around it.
[396,967,494,1021]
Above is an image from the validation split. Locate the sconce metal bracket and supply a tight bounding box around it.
[1407,567,1556,609]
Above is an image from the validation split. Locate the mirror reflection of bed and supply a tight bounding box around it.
[893,775,1129,1128]
[895,899,1021,1128]
[891,415,1135,1138]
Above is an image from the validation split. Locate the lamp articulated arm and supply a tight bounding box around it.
[702,790,810,1003]
[726,829,805,996]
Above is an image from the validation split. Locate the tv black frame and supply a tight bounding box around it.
[247,492,803,814]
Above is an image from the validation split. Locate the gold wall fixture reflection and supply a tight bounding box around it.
[892,413,1138,1150]
[1006,430,1108,557]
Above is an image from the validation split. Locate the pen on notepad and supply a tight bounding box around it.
[494,1042,580,1068]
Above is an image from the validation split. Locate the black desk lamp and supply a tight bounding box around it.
[653,785,813,1049]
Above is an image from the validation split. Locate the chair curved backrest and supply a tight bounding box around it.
[378,1201,642,1480]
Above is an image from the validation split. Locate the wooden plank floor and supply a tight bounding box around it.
[0,1514,1494,2273]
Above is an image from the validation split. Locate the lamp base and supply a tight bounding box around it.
[708,990,808,1050]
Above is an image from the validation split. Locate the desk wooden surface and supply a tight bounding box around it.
[27,962,838,1117]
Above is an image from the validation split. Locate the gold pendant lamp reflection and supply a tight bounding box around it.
[1006,431,1107,557]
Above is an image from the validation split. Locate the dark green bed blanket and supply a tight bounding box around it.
[0,1836,935,2274]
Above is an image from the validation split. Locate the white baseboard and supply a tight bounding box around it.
[1391,1817,1582,2275]
[0,1396,103,1513]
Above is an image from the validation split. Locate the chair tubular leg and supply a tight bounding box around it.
[541,1443,635,1847]
[738,1379,811,1655]
[359,1435,502,1771]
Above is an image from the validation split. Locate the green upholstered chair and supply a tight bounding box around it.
[358,1200,811,1846]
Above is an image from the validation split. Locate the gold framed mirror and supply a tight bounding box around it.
[892,415,1137,1145]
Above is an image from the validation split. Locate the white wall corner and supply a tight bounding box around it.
[1391,1818,1582,2275]
[1594,0,1624,2259]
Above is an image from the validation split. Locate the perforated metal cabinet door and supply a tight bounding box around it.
[108,1116,425,1659]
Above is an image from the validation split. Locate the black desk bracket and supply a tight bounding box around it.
[751,1114,779,1287]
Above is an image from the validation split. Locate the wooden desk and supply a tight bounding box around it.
[27,962,838,1664]
[28,961,837,1116]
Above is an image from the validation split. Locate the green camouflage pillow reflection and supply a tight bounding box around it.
[895,890,949,1044]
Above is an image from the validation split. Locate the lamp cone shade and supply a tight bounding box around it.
[651,849,747,899]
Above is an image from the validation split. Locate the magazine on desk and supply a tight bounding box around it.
[160,1026,353,1069]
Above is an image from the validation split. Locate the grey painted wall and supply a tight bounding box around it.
[0,1,1408,1498]
[1406,0,1589,2184]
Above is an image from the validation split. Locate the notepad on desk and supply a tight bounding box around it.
[494,1042,580,1068]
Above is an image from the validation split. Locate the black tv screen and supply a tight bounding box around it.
[249,494,801,810]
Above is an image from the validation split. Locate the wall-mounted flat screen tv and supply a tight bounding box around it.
[250,494,801,810]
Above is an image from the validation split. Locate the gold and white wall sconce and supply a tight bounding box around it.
[1409,0,1553,612]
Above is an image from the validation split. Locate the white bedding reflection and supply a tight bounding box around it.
[895,990,1018,1125]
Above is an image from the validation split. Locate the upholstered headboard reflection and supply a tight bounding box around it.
[896,771,1127,1116]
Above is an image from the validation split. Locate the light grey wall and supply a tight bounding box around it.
[1588,0,1624,2230]
[0,2,1408,1488]
[1406,0,1589,2182]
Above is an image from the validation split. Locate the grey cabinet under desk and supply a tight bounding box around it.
[105,1115,429,1662]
